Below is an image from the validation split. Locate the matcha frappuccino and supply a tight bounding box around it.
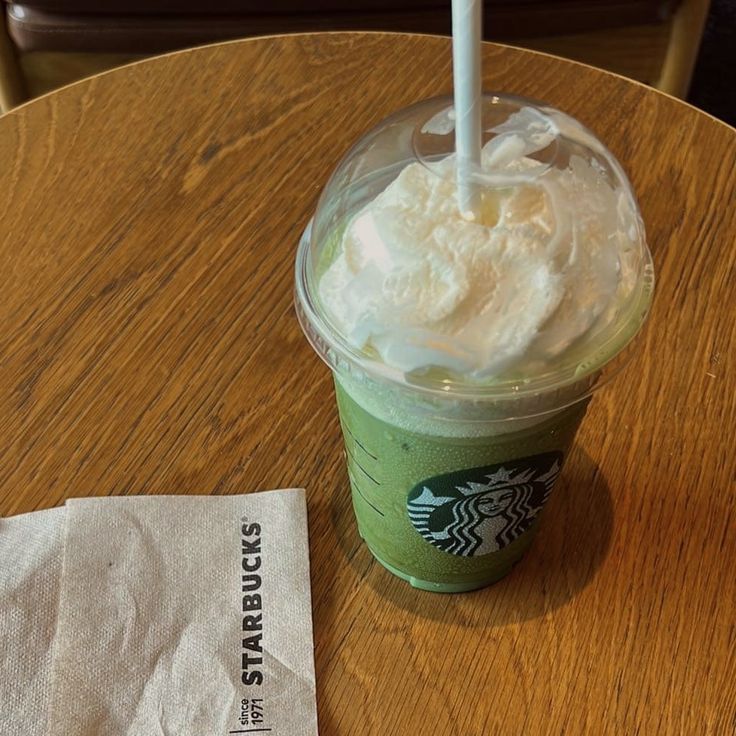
[295,95,653,592]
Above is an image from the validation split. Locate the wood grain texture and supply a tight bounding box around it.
[0,33,735,735]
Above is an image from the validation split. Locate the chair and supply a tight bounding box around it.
[0,0,711,113]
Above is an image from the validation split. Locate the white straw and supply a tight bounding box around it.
[452,0,482,217]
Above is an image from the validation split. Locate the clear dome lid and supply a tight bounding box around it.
[296,93,654,402]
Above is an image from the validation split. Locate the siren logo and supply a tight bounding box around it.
[406,452,563,557]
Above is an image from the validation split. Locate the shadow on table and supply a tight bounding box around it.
[329,446,613,627]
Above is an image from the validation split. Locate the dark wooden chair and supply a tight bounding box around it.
[0,0,711,112]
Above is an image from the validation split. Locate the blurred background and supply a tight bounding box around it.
[0,0,732,124]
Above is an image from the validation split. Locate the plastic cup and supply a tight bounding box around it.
[295,94,654,593]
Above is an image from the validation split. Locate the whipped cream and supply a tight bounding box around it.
[318,109,640,380]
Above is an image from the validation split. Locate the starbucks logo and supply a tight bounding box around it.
[407,452,563,557]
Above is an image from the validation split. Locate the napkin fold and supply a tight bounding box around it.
[1,489,318,736]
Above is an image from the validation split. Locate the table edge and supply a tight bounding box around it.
[1,30,734,137]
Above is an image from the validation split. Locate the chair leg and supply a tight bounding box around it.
[0,11,27,112]
[657,0,712,98]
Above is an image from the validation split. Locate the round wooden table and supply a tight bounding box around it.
[1,32,735,735]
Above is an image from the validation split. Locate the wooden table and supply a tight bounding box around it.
[1,32,735,735]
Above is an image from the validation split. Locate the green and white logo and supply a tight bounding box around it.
[406,452,563,557]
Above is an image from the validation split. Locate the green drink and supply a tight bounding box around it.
[295,95,653,592]
[335,377,589,591]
